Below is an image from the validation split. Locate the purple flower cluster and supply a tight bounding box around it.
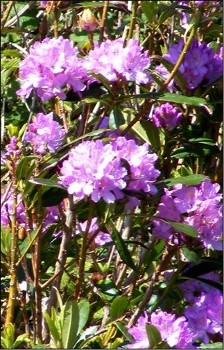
[24,112,65,155]
[16,36,87,101]
[1,192,26,228]
[2,136,22,164]
[39,0,48,7]
[16,36,152,101]
[76,217,112,247]
[1,189,61,235]
[84,38,151,84]
[157,39,223,90]
[128,311,195,348]
[150,311,195,348]
[151,103,183,130]
[59,137,160,204]
[153,179,222,250]
[179,273,223,344]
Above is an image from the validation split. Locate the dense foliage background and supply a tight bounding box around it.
[1,1,223,349]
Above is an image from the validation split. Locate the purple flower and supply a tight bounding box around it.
[179,271,221,303]
[84,38,151,85]
[128,311,195,348]
[16,36,87,101]
[153,179,222,250]
[1,192,26,228]
[112,137,160,195]
[59,139,127,203]
[59,137,159,204]
[39,0,48,7]
[153,193,181,241]
[157,39,223,90]
[127,312,150,349]
[2,136,22,162]
[150,311,195,348]
[24,112,65,155]
[151,103,183,130]
[185,200,222,250]
[76,217,112,247]
[184,290,223,343]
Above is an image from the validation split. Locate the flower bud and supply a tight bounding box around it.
[79,9,98,32]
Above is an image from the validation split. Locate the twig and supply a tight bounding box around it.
[127,1,138,42]
[1,1,14,29]
[99,0,109,43]
[127,245,177,327]
[159,11,201,91]
[4,167,18,325]
[43,196,74,341]
[4,1,36,28]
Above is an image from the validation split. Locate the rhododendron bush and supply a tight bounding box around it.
[1,1,223,349]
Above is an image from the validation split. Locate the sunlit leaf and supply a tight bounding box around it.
[108,220,136,271]
[62,300,79,349]
[109,296,129,322]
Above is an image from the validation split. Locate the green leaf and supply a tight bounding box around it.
[109,296,129,322]
[141,1,157,22]
[145,324,162,348]
[96,278,119,302]
[156,92,205,106]
[165,220,198,238]
[158,174,206,187]
[115,322,134,342]
[1,226,11,256]
[12,333,29,349]
[182,247,200,264]
[1,323,15,349]
[108,219,136,271]
[199,342,223,349]
[62,300,79,349]
[15,156,37,181]
[89,73,113,95]
[78,299,90,334]
[132,120,160,149]
[44,311,62,348]
[17,228,40,264]
[158,5,176,26]
[109,107,125,129]
[29,177,65,189]
[2,49,23,58]
[144,240,165,268]
[124,92,206,106]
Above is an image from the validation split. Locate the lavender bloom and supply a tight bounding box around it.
[3,136,22,162]
[76,217,112,247]
[179,271,221,303]
[184,290,223,344]
[59,140,127,203]
[151,103,183,130]
[84,38,151,85]
[153,179,222,250]
[153,193,181,241]
[59,137,159,204]
[1,193,26,228]
[127,312,150,349]
[24,112,65,155]
[150,311,195,348]
[185,200,222,250]
[157,39,223,90]
[1,190,62,237]
[112,137,160,195]
[128,311,195,348]
[39,0,48,7]
[16,36,87,101]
